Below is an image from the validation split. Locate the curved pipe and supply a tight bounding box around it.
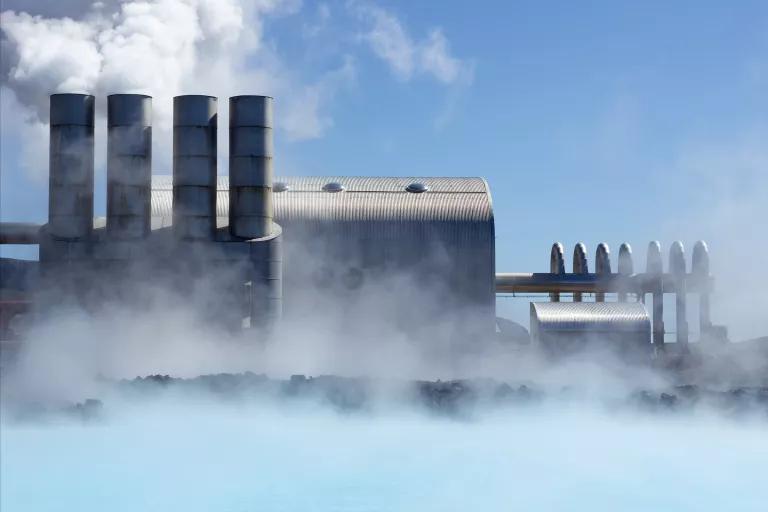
[691,241,709,277]
[669,241,688,348]
[618,243,633,302]
[692,240,711,336]
[0,222,42,244]
[549,242,565,302]
[669,241,686,277]
[595,243,611,302]
[646,241,664,349]
[572,243,588,302]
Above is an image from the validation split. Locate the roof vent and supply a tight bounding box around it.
[273,181,289,192]
[405,182,429,193]
[322,182,345,193]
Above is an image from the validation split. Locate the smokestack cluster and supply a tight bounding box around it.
[41,93,282,330]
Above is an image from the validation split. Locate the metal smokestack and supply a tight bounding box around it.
[173,95,217,240]
[48,94,95,239]
[229,95,273,239]
[107,94,152,239]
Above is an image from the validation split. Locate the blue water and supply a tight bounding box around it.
[2,404,766,511]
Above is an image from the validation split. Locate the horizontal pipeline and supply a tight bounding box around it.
[495,273,712,294]
[0,223,41,244]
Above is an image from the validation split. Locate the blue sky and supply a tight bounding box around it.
[1,0,767,336]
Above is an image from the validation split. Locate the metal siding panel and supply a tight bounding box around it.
[150,175,494,323]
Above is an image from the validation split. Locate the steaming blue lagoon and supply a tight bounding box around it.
[2,405,766,511]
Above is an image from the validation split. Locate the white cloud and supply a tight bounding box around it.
[358,4,415,80]
[0,0,351,157]
[353,1,470,86]
[419,29,461,84]
[0,0,473,181]
[302,2,331,38]
[281,55,356,140]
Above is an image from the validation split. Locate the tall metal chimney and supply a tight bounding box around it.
[107,94,152,239]
[48,94,95,240]
[229,95,273,239]
[173,95,217,240]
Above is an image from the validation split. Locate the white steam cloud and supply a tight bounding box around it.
[0,0,471,181]
[0,0,354,179]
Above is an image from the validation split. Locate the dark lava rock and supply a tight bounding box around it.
[493,383,542,405]
[659,393,678,409]
[64,398,103,422]
[416,380,477,416]
[317,376,369,412]
[628,390,681,412]
[280,375,369,412]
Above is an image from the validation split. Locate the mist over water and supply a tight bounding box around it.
[3,399,767,511]
[2,291,767,511]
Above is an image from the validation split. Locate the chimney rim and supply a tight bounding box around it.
[50,93,94,98]
[173,94,218,101]
[108,93,152,99]
[230,94,274,100]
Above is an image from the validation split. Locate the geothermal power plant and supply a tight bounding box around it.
[0,93,725,356]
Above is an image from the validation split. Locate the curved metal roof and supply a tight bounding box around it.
[150,175,493,224]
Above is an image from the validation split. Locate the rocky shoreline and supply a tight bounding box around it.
[5,372,767,424]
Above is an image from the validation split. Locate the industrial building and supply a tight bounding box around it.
[0,93,722,353]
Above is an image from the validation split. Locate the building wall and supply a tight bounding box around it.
[151,176,496,337]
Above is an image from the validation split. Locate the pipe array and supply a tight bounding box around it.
[496,240,714,348]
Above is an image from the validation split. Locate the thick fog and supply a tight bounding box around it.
[2,1,767,510]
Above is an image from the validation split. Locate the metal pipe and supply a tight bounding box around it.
[595,243,611,302]
[669,241,688,349]
[496,273,620,293]
[107,94,152,239]
[0,223,41,244]
[572,243,588,302]
[495,272,709,295]
[48,94,95,240]
[549,242,565,302]
[618,243,633,302]
[229,95,274,239]
[173,95,217,240]
[692,240,711,339]
[646,241,664,350]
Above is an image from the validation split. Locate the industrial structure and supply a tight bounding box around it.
[0,93,725,355]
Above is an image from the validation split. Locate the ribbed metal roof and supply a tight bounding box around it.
[151,175,492,223]
[530,302,651,333]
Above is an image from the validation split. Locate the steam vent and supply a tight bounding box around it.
[0,93,727,354]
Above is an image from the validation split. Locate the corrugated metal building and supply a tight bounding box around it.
[151,175,496,334]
